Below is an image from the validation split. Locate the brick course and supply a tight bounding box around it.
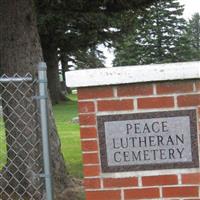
[78,101,95,113]
[86,190,121,200]
[177,94,200,107]
[138,96,175,109]
[79,114,96,126]
[81,140,98,152]
[83,153,99,165]
[142,175,178,186]
[117,84,153,96]
[162,186,199,198]
[78,87,113,99]
[97,99,134,111]
[80,127,97,139]
[124,188,160,199]
[103,177,138,188]
[182,173,200,184]
[83,165,100,177]
[84,178,101,189]
[156,81,194,94]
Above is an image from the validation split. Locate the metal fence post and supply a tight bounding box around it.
[38,62,54,200]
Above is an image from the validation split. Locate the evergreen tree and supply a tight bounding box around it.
[72,48,105,69]
[187,13,200,60]
[114,0,187,66]
[36,0,153,103]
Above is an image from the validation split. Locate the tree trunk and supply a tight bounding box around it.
[0,0,73,199]
[41,35,67,104]
[60,52,71,95]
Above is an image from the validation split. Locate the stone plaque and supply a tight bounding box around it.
[97,110,199,172]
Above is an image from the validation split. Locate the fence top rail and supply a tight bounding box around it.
[0,73,33,82]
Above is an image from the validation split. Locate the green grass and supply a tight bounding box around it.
[0,117,6,170]
[53,94,82,178]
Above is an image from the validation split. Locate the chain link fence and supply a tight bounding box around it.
[0,64,53,200]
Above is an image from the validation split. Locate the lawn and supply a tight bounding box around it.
[0,117,6,170]
[53,94,82,178]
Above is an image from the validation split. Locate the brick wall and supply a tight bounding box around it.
[77,80,200,200]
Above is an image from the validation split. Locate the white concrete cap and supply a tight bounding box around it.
[66,61,200,88]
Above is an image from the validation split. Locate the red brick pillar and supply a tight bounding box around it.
[67,62,200,200]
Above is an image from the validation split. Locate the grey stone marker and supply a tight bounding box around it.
[97,109,199,172]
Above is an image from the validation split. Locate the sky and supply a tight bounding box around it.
[180,0,200,19]
[103,0,200,67]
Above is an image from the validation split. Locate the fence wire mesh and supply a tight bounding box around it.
[0,74,45,199]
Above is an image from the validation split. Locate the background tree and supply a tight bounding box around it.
[186,13,200,60]
[114,0,188,66]
[71,48,105,69]
[36,2,119,103]
[36,0,156,104]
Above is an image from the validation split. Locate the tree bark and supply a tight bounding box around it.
[60,52,71,95]
[0,0,73,199]
[41,35,67,104]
